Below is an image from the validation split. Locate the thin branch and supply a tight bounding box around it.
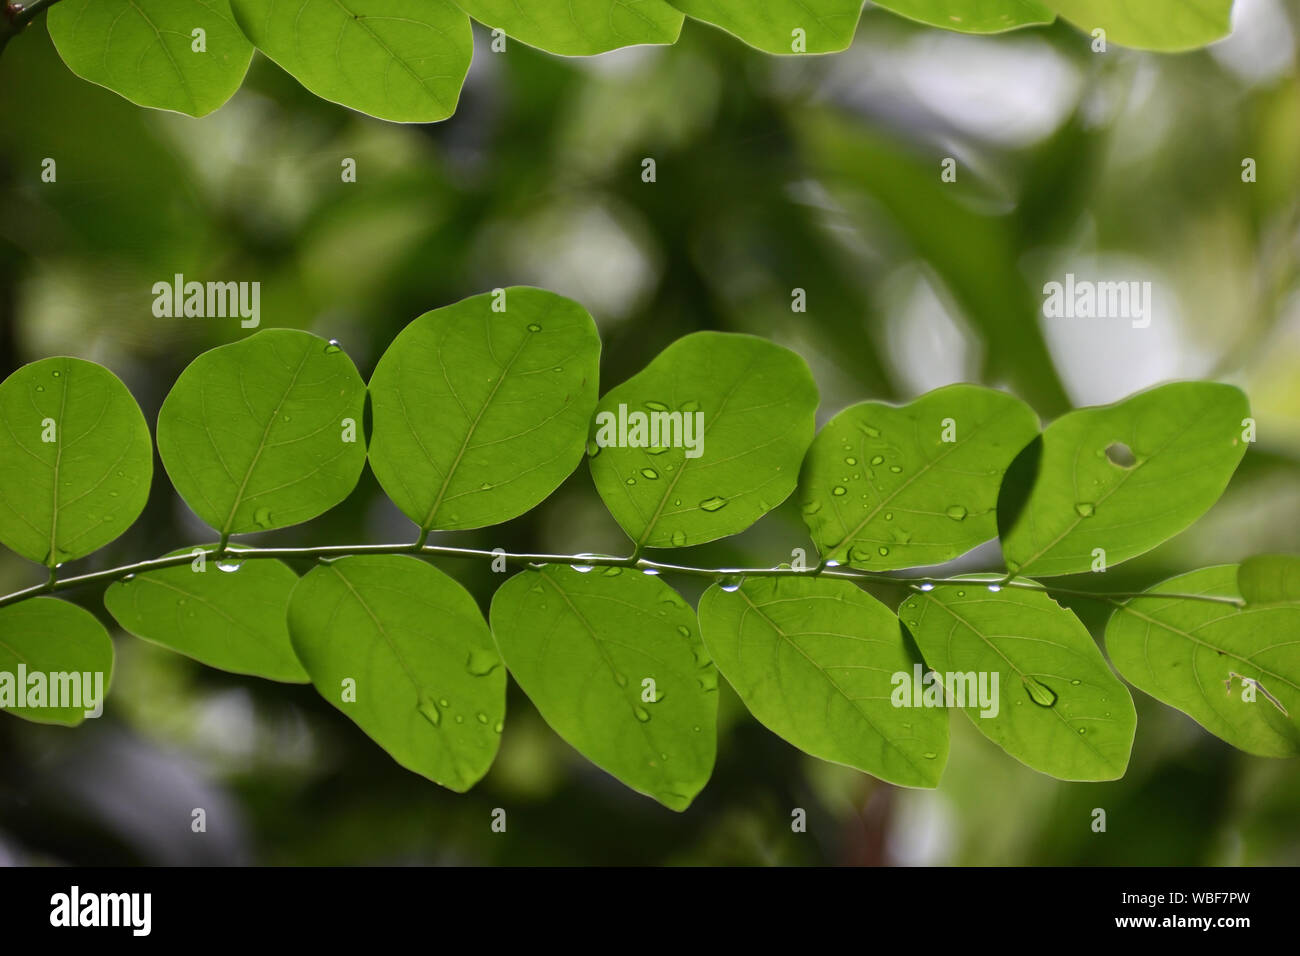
[1,0,63,56]
[0,539,1247,610]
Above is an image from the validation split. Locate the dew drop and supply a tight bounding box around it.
[35,385,44,392]
[670,529,688,547]
[1074,502,1096,518]
[527,323,542,332]
[586,438,601,457]
[889,465,903,474]
[845,456,857,465]
[640,468,659,480]
[681,400,700,413]
[466,648,500,676]
[324,339,342,354]
[625,476,636,485]
[987,584,1001,593]
[417,696,442,727]
[644,400,670,412]
[216,557,243,573]
[922,752,937,760]
[699,496,727,512]
[1070,679,1081,686]
[476,712,489,724]
[253,506,273,528]
[802,500,822,515]
[878,546,890,556]
[860,424,881,438]
[718,574,743,593]
[1024,678,1057,707]
[676,625,691,638]
[634,706,651,723]
[918,583,935,592]
[647,445,669,456]
[602,566,624,577]
[832,486,847,497]
[946,505,968,521]
[870,455,884,465]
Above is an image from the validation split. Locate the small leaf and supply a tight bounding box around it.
[873,0,1054,34]
[900,581,1136,781]
[368,288,600,532]
[0,598,114,727]
[589,332,818,550]
[453,0,684,55]
[47,0,254,117]
[1001,382,1250,578]
[230,0,473,122]
[105,549,306,683]
[490,566,717,810]
[800,384,1038,570]
[288,555,506,791]
[698,575,947,787]
[669,0,864,54]
[157,330,368,537]
[0,357,152,566]
[1106,566,1300,757]
[1238,554,1300,606]
[1044,0,1234,52]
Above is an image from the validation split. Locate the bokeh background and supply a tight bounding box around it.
[1,0,1298,865]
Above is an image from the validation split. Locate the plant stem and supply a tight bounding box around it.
[0,0,63,57]
[0,540,1246,610]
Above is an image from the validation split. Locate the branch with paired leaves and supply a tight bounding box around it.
[0,287,1295,810]
[0,0,1238,121]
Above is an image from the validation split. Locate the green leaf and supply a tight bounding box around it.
[872,0,1054,34]
[900,581,1136,780]
[0,598,114,727]
[0,357,152,566]
[490,566,717,810]
[589,332,817,550]
[669,0,865,54]
[368,288,600,532]
[1001,382,1250,578]
[1106,566,1300,757]
[47,0,254,117]
[1044,0,1234,52]
[698,575,947,787]
[1238,554,1300,606]
[230,0,473,123]
[288,555,506,791]
[800,384,1038,570]
[157,330,368,538]
[104,549,307,683]
[453,0,684,55]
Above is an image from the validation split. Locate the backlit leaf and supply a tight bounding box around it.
[1044,0,1234,52]
[698,575,948,786]
[453,0,684,55]
[0,598,114,727]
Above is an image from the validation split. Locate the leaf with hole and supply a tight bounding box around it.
[230,0,473,122]
[490,565,717,810]
[900,581,1136,780]
[589,332,817,550]
[368,288,600,532]
[699,575,948,787]
[800,384,1039,570]
[0,357,152,566]
[288,555,506,790]
[47,0,254,117]
[1000,382,1250,578]
[105,549,306,683]
[157,330,368,538]
[454,0,684,55]
[1105,566,1300,757]
[0,598,114,726]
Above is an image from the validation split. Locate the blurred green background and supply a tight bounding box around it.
[1,1,1298,866]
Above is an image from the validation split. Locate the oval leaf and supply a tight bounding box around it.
[1044,0,1234,52]
[1001,382,1250,578]
[1105,566,1300,757]
[0,598,114,727]
[900,581,1136,780]
[48,0,254,117]
[157,330,368,537]
[800,384,1039,570]
[231,0,473,122]
[0,357,152,566]
[1238,554,1300,606]
[490,566,717,810]
[368,288,600,532]
[589,332,818,550]
[668,0,864,54]
[105,549,307,682]
[454,0,684,55]
[874,0,1054,34]
[288,555,506,791]
[698,575,948,787]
